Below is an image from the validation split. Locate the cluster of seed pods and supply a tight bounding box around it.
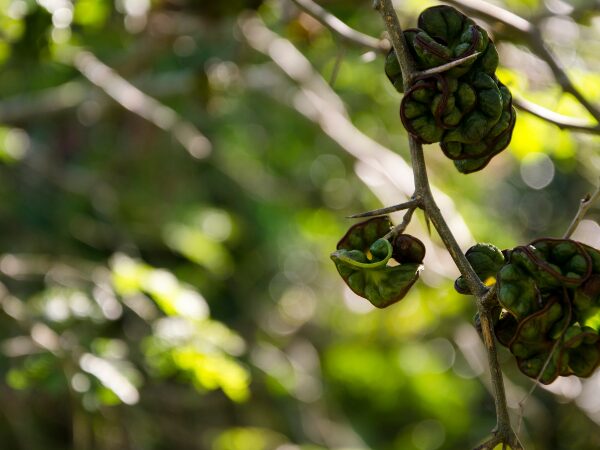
[385,5,516,173]
[456,239,600,383]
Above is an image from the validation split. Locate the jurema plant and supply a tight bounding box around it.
[326,1,599,448]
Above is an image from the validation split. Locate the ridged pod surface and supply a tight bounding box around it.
[385,5,516,173]
[456,239,600,384]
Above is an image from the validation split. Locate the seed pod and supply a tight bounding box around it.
[488,239,600,383]
[385,5,516,174]
[385,49,404,93]
[504,293,571,384]
[455,243,505,294]
[497,262,542,319]
[392,233,426,264]
[559,326,600,378]
[512,239,592,290]
[330,217,425,308]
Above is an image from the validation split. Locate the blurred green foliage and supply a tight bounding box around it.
[0,1,598,450]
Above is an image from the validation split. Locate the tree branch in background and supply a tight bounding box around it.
[72,51,212,159]
[513,97,600,134]
[373,1,521,448]
[564,182,600,239]
[0,71,197,124]
[444,0,600,124]
[289,0,389,52]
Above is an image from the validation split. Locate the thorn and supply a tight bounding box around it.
[424,210,432,236]
[347,199,420,219]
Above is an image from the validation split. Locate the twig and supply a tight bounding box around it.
[513,96,600,134]
[563,181,600,239]
[329,42,346,86]
[515,293,575,441]
[414,52,480,79]
[348,198,421,218]
[444,0,600,124]
[373,1,520,448]
[290,0,389,52]
[72,51,212,159]
[383,205,417,239]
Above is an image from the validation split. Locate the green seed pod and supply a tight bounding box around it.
[487,239,600,384]
[331,217,424,308]
[455,243,504,294]
[385,5,516,174]
[494,311,518,347]
[385,49,404,93]
[497,262,542,319]
[572,245,600,330]
[558,326,600,378]
[512,239,592,290]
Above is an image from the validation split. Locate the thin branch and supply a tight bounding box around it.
[563,182,600,239]
[383,205,417,239]
[444,0,600,124]
[414,51,480,79]
[290,0,389,52]
[513,96,600,134]
[373,1,520,448]
[375,0,416,83]
[329,41,346,86]
[347,198,421,218]
[71,51,212,159]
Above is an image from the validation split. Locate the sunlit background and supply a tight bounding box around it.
[0,0,599,449]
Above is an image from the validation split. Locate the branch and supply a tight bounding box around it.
[383,205,417,239]
[71,51,212,159]
[373,1,521,448]
[348,198,420,218]
[444,0,600,124]
[414,51,480,79]
[513,96,600,134]
[290,0,389,52]
[563,182,600,239]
